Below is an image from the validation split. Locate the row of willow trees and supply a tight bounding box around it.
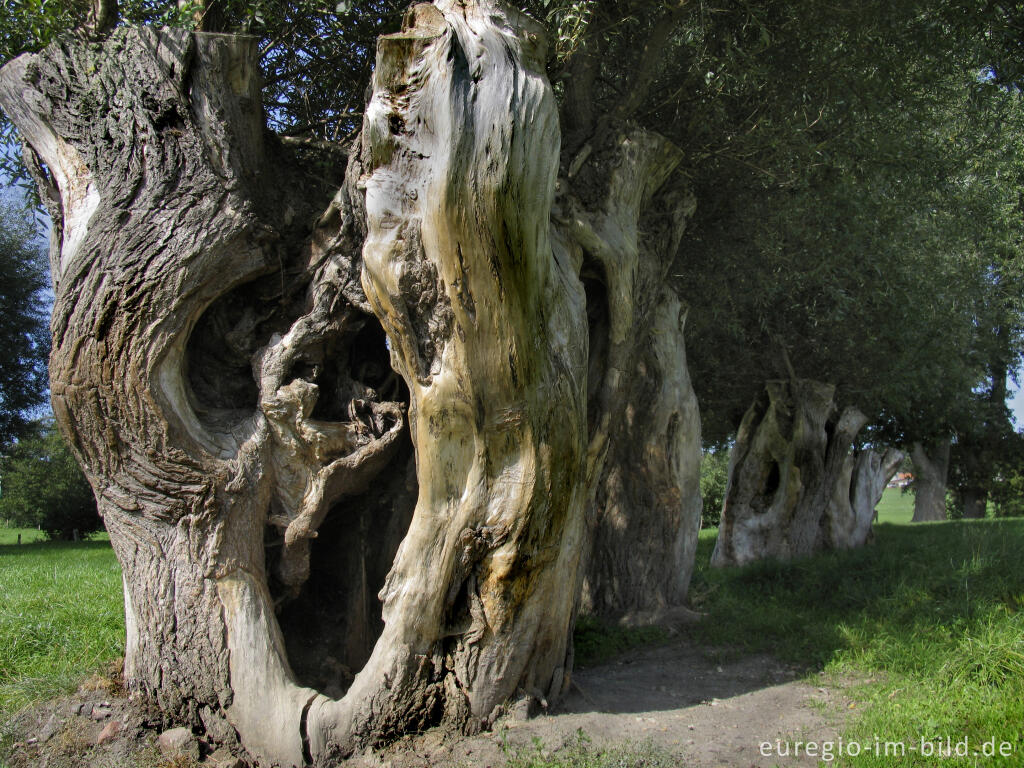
[2,0,1024,764]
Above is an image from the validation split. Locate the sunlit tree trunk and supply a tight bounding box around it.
[825,447,904,548]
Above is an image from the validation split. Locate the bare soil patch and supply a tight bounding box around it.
[2,641,852,768]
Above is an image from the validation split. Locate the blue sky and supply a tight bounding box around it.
[1009,383,1024,428]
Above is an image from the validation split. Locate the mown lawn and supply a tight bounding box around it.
[0,528,46,546]
[0,533,123,722]
[874,486,915,524]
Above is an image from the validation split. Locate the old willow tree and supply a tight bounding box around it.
[0,0,703,763]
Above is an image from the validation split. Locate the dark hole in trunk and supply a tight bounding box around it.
[761,461,781,502]
[581,257,610,437]
[265,313,416,699]
[185,272,296,430]
[309,318,401,422]
[193,257,418,698]
[268,443,417,699]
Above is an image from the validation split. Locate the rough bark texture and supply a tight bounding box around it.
[711,380,868,567]
[911,439,951,522]
[305,2,589,760]
[0,23,429,764]
[824,447,904,549]
[582,294,702,622]
[0,3,594,764]
[552,113,700,620]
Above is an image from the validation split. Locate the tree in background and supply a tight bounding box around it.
[0,419,99,538]
[699,449,729,528]
[677,4,1022,450]
[0,198,49,446]
[664,3,1024,547]
[986,430,1024,517]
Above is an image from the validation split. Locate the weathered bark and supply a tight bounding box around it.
[711,380,868,567]
[552,104,700,619]
[306,2,589,758]
[0,3,594,764]
[582,293,702,622]
[1,0,707,760]
[824,447,904,549]
[0,23,419,763]
[961,487,988,519]
[911,439,951,522]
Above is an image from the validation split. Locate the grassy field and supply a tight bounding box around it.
[874,486,915,524]
[0,531,123,722]
[0,528,46,546]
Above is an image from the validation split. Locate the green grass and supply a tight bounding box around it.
[3,509,1023,768]
[573,615,670,668]
[687,518,1024,766]
[0,537,124,721]
[874,487,915,524]
[0,528,46,546]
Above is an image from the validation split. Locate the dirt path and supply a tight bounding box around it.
[354,643,852,767]
[3,641,852,768]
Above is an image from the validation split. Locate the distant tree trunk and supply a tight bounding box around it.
[711,380,867,567]
[552,119,699,622]
[961,487,988,519]
[911,440,951,522]
[0,1,703,763]
[582,294,702,623]
[954,445,990,520]
[824,447,903,548]
[953,344,1009,520]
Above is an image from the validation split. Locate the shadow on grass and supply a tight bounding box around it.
[687,520,1024,664]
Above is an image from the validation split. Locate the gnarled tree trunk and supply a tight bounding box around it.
[911,439,951,522]
[711,379,867,567]
[1,4,591,764]
[0,0,705,762]
[552,121,701,622]
[824,447,904,549]
[582,293,702,624]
